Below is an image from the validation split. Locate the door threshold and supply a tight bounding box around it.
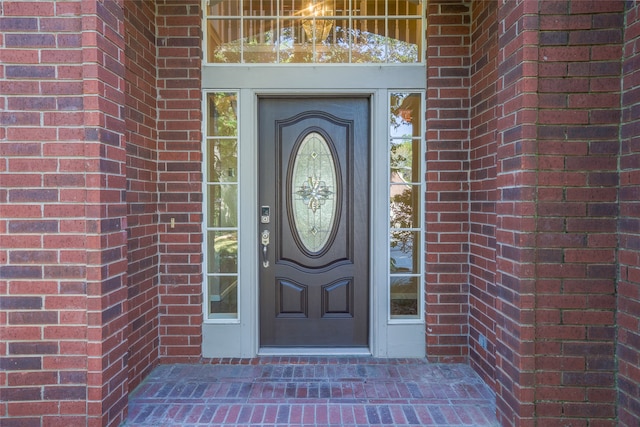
[259,347,371,356]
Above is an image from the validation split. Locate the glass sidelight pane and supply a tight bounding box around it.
[388,91,423,321]
[390,276,419,318]
[207,184,238,228]
[208,276,238,317]
[208,139,238,183]
[208,93,238,136]
[206,91,240,321]
[390,92,422,137]
[208,231,238,274]
[390,139,421,182]
[390,184,420,229]
[390,230,420,274]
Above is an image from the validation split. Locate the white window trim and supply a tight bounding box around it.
[200,11,427,356]
[202,90,242,324]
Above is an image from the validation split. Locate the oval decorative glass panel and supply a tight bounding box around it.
[291,132,338,253]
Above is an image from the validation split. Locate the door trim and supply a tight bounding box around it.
[202,87,425,358]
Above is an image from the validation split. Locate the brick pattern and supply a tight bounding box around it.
[124,0,160,392]
[80,1,129,426]
[619,2,640,426]
[425,0,471,363]
[468,0,498,390]
[534,2,623,425]
[0,0,129,426]
[126,358,498,426]
[493,1,539,426]
[155,0,203,362]
[0,2,90,426]
[3,2,640,427]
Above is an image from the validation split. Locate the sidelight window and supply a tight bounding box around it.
[389,92,423,320]
[204,0,424,64]
[205,92,240,320]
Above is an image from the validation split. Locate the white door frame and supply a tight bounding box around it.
[202,66,426,358]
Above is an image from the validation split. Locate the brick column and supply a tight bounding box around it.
[534,1,622,425]
[618,1,640,425]
[83,1,129,426]
[0,0,128,425]
[124,0,161,390]
[491,1,624,426]
[494,1,539,425]
[468,0,499,388]
[425,0,471,362]
[156,0,203,362]
[0,3,90,424]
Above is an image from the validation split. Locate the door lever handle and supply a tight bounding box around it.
[261,230,270,268]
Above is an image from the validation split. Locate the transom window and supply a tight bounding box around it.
[205,0,424,64]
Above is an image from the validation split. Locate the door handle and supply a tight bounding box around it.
[261,230,270,268]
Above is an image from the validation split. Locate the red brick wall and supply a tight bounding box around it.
[0,5,90,425]
[80,1,129,426]
[425,0,471,363]
[493,1,539,425]
[0,0,129,426]
[619,2,640,425]
[124,0,160,390]
[534,1,623,425]
[156,0,203,362]
[468,0,498,389]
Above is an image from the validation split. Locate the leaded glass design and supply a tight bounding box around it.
[291,132,338,253]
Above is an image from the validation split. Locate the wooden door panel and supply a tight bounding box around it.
[322,279,353,317]
[259,97,369,348]
[277,280,307,317]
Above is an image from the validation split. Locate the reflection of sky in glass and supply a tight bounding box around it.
[390,119,413,138]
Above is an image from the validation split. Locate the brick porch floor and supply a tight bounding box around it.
[122,357,499,426]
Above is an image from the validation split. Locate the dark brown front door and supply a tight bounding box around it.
[259,97,370,348]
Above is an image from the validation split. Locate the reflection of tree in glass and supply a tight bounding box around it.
[389,93,414,130]
[210,184,237,228]
[212,26,418,63]
[390,188,415,274]
[391,141,412,176]
[389,93,417,272]
[214,233,237,273]
[210,93,238,229]
[211,140,237,182]
[212,93,237,137]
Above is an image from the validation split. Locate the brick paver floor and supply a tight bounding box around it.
[122,357,499,426]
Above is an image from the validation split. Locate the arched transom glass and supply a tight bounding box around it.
[205,0,424,64]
